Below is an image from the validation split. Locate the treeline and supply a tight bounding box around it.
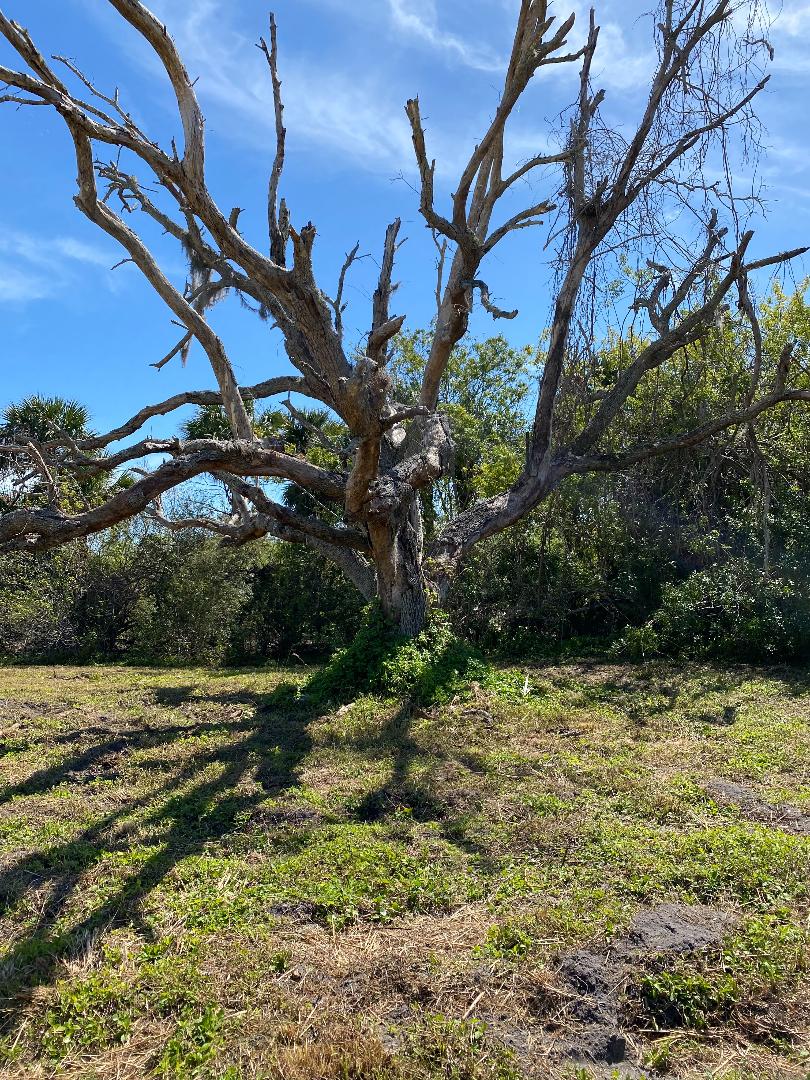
[2,461,809,666]
[0,534,364,665]
[2,285,810,665]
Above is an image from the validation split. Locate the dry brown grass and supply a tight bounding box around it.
[0,662,808,1078]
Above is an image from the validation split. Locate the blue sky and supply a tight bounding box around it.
[1,0,808,441]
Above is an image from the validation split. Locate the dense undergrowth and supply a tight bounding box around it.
[298,607,484,708]
[3,536,810,673]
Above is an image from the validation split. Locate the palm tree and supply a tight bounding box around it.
[0,396,108,512]
[1,396,93,443]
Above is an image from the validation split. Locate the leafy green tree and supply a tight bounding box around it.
[2,396,91,443]
[124,532,256,664]
[392,333,535,529]
[233,543,364,662]
[448,285,810,654]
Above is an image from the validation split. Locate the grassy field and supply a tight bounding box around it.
[0,661,808,1079]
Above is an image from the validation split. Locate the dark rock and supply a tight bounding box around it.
[559,949,612,995]
[269,900,317,920]
[618,903,730,958]
[250,803,321,828]
[555,903,733,1071]
[563,1024,626,1064]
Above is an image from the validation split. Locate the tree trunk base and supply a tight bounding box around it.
[373,502,428,639]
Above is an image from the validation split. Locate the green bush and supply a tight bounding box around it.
[445,476,670,656]
[0,549,86,661]
[0,527,364,667]
[303,607,482,707]
[231,542,363,662]
[619,559,810,661]
[127,534,255,665]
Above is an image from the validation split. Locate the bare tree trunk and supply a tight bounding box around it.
[370,498,427,637]
[2,0,808,639]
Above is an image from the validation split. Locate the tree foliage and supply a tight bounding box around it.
[1,284,808,665]
[0,1,807,636]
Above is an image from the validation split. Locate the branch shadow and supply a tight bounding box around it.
[538,660,810,717]
[0,677,317,1034]
[0,640,522,1037]
[347,643,499,869]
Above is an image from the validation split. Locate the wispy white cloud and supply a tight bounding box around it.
[303,0,652,90]
[775,1,810,36]
[386,0,505,72]
[0,228,119,305]
[0,263,53,304]
[107,0,417,175]
[53,237,115,267]
[759,134,810,207]
[769,1,810,72]
[765,134,810,171]
[550,2,654,92]
[0,228,112,269]
[589,22,654,91]
[100,0,649,184]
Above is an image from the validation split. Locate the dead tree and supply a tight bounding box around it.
[0,1,807,636]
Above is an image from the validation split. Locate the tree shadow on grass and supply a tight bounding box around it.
[542,660,810,717]
[0,637,505,1038]
[352,716,506,884]
[345,657,810,870]
[0,676,317,1034]
[345,640,501,870]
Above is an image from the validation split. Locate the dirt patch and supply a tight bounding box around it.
[706,778,810,836]
[552,903,733,1075]
[63,749,124,785]
[616,903,731,957]
[0,698,71,722]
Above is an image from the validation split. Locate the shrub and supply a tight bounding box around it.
[124,533,255,665]
[619,559,810,661]
[0,549,86,660]
[303,607,482,707]
[0,528,364,666]
[231,541,363,662]
[636,914,808,1032]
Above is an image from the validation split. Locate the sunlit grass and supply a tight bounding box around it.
[0,661,808,1078]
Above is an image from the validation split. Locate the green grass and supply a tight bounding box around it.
[0,661,808,1078]
[632,913,808,1035]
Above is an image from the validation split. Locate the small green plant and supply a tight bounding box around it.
[587,820,810,906]
[479,921,534,959]
[269,948,292,973]
[41,938,208,1063]
[639,969,738,1030]
[43,971,135,1058]
[721,914,807,983]
[636,915,808,1033]
[157,1005,225,1077]
[266,824,477,929]
[397,1014,521,1079]
[641,1035,680,1072]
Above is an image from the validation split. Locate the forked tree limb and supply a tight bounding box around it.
[0,0,806,631]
